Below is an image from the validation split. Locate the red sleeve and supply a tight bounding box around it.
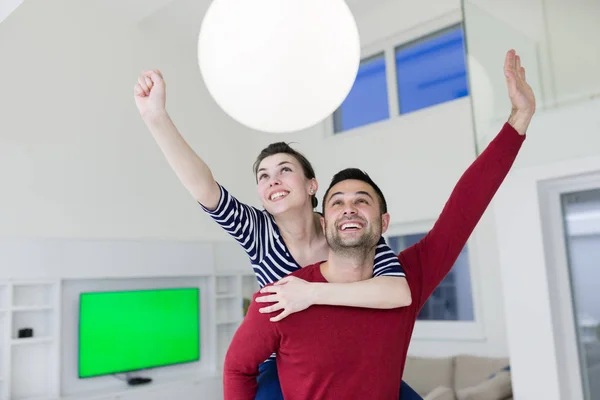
[399,123,525,309]
[223,293,281,400]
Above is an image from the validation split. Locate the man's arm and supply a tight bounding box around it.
[400,121,525,308]
[223,293,281,400]
[400,49,534,308]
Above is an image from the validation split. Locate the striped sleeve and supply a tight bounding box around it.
[198,183,268,266]
[372,236,406,278]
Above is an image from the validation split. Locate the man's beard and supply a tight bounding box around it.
[325,217,381,257]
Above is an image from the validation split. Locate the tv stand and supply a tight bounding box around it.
[127,376,153,386]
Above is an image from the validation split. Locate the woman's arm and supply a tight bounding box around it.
[257,237,412,321]
[315,237,411,309]
[134,70,220,209]
[136,71,276,288]
[257,276,411,322]
[314,276,411,308]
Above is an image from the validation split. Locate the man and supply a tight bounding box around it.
[223,49,534,399]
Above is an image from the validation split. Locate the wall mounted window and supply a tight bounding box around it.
[388,232,475,321]
[333,53,389,133]
[331,24,469,135]
[395,25,469,114]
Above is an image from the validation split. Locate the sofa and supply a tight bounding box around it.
[402,355,512,400]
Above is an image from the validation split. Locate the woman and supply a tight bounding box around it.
[133,70,422,399]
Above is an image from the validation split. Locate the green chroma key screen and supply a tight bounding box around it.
[78,288,200,378]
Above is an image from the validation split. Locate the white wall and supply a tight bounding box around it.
[493,97,600,400]
[283,0,476,227]
[543,0,600,104]
[0,0,282,242]
[0,4,257,398]
[356,0,461,48]
[464,0,600,118]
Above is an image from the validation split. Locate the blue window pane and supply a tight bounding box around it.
[387,232,474,321]
[395,26,469,114]
[334,54,389,133]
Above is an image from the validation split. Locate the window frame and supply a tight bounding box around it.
[384,219,485,341]
[394,23,468,116]
[324,10,464,138]
[332,51,390,134]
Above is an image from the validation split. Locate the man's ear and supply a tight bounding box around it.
[320,215,326,234]
[381,213,391,235]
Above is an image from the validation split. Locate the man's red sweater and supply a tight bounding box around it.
[223,123,525,399]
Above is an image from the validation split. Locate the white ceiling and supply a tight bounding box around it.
[89,0,184,23]
[136,0,389,39]
[1,0,387,30]
[0,0,24,25]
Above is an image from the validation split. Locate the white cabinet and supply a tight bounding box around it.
[0,284,7,400]
[0,269,259,400]
[0,280,59,400]
[213,273,258,368]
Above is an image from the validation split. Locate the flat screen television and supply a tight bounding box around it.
[78,287,200,378]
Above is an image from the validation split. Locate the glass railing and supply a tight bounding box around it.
[463,0,600,153]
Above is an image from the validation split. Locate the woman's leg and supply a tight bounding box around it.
[255,360,284,400]
[399,379,423,400]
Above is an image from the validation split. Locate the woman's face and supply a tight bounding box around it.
[256,153,317,216]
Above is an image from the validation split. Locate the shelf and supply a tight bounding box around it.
[216,319,241,325]
[0,281,59,400]
[12,306,53,312]
[215,276,237,296]
[0,310,6,340]
[0,284,6,310]
[11,337,53,346]
[242,275,259,299]
[12,284,54,309]
[11,341,52,399]
[12,309,52,340]
[216,296,242,323]
[216,294,236,300]
[216,323,239,368]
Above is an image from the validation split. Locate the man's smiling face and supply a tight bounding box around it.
[322,179,389,251]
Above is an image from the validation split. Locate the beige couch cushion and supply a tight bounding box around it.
[424,386,456,400]
[455,370,512,400]
[403,356,454,396]
[453,355,509,391]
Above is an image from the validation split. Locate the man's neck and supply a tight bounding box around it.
[320,248,376,283]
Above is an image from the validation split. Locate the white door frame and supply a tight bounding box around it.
[538,171,600,400]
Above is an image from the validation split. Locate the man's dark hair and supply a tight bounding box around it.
[253,142,318,208]
[322,168,387,215]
